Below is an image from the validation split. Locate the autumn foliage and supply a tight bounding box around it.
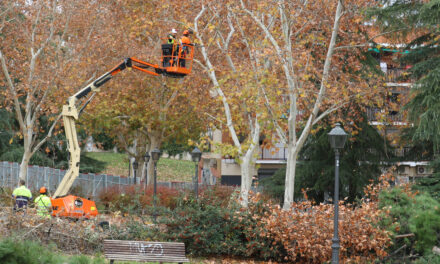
[148,175,393,262]
[253,199,389,263]
[239,175,393,263]
[95,176,393,262]
[98,185,181,212]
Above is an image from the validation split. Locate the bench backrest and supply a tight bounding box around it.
[104,240,189,263]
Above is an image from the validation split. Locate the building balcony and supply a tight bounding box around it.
[385,68,413,83]
[366,107,406,124]
[259,143,287,161]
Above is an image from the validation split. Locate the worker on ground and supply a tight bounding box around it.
[179,29,192,67]
[34,187,52,218]
[12,179,32,212]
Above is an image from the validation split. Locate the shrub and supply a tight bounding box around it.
[379,186,440,256]
[198,185,236,207]
[0,238,107,264]
[260,198,391,263]
[0,239,64,264]
[409,194,440,254]
[378,186,415,248]
[68,255,106,264]
[102,176,394,262]
[260,167,286,203]
[413,253,440,264]
[157,194,283,261]
[0,147,53,167]
[257,174,395,263]
[98,185,181,214]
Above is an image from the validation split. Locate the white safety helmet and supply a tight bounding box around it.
[171,28,177,34]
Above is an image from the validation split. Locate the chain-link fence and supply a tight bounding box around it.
[0,161,197,199]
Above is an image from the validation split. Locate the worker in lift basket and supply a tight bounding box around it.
[167,28,178,44]
[34,186,52,218]
[12,179,32,212]
[179,29,192,67]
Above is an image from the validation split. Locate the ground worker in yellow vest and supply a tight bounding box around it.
[34,187,52,218]
[12,179,32,211]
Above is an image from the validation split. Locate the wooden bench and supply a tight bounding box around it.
[104,240,189,263]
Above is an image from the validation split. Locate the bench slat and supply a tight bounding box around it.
[104,240,189,263]
[104,240,184,245]
[105,255,189,260]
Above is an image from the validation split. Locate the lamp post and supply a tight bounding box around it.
[151,148,162,221]
[144,152,150,187]
[328,123,348,264]
[132,160,138,185]
[191,147,202,199]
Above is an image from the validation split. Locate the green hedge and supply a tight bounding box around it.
[379,187,440,256]
[0,239,106,264]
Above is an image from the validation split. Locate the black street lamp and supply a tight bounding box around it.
[328,123,348,264]
[191,147,202,199]
[132,160,138,185]
[144,152,150,187]
[151,148,162,221]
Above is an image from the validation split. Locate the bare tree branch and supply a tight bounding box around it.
[296,0,344,150]
[194,4,242,152]
[334,28,408,51]
[0,50,24,130]
[31,113,62,156]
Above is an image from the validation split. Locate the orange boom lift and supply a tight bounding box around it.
[51,44,194,219]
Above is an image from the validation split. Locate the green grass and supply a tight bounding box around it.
[84,152,129,176]
[158,157,194,182]
[84,152,194,182]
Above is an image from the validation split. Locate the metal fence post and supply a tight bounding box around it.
[26,164,29,188]
[0,161,3,188]
[10,162,14,188]
[104,174,108,192]
[44,167,48,190]
[92,174,96,198]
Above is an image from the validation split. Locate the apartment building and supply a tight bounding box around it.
[367,41,432,180]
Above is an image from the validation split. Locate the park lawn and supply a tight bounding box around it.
[84,152,194,182]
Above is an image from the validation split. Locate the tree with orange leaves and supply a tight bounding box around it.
[236,0,386,209]
[80,0,212,184]
[187,0,385,208]
[0,0,108,181]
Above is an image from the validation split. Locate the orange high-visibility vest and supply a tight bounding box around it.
[180,36,191,45]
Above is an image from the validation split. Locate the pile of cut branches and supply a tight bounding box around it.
[0,208,108,254]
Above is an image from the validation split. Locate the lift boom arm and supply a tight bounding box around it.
[53,58,160,198]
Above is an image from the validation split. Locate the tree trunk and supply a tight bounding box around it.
[239,122,260,207]
[128,139,137,180]
[19,126,33,181]
[283,146,297,210]
[202,158,215,185]
[19,150,31,181]
[239,155,251,207]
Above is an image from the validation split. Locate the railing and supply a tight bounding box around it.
[394,147,412,157]
[259,145,288,160]
[366,107,406,123]
[385,68,413,83]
